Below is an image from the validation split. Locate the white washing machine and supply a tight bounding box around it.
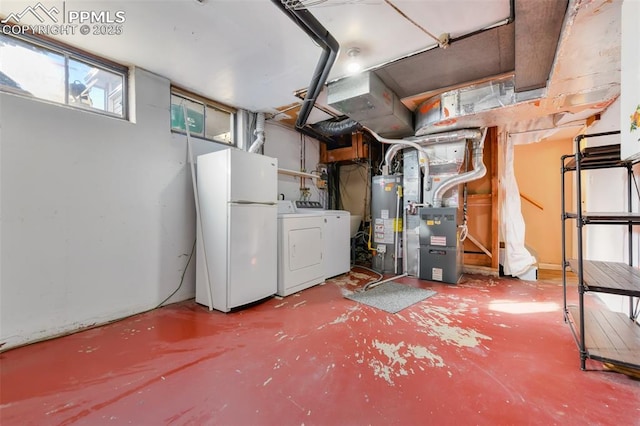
[295,201,351,279]
[276,201,325,296]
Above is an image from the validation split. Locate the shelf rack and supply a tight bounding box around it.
[561,130,640,370]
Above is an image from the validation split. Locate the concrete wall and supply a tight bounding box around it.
[0,68,308,350]
[263,122,321,203]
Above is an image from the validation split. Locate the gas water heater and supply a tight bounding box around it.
[371,175,403,274]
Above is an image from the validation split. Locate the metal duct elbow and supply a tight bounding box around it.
[381,144,429,177]
[432,128,488,207]
[311,118,362,136]
[248,112,266,153]
[383,144,403,175]
[367,127,430,177]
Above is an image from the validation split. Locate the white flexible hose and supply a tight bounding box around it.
[365,127,430,178]
[248,112,266,153]
[458,223,468,242]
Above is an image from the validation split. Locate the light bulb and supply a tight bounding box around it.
[346,47,362,74]
[347,61,362,74]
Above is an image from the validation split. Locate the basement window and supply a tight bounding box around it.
[0,33,127,118]
[170,88,236,145]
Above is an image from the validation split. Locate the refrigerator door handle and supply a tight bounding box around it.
[230,201,277,206]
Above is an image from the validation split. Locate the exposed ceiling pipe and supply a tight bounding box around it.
[407,129,483,145]
[248,112,266,153]
[432,127,488,207]
[382,144,428,177]
[271,0,341,143]
[311,118,362,136]
[372,128,484,176]
[365,127,429,177]
[383,144,404,171]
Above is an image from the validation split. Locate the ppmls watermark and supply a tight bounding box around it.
[1,2,125,36]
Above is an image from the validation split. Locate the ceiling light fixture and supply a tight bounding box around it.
[346,47,362,74]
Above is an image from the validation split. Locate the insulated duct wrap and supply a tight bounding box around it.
[311,118,362,136]
[420,140,467,208]
[415,76,516,136]
[432,128,488,207]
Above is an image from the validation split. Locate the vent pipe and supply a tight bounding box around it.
[365,127,429,177]
[383,144,428,177]
[375,128,484,177]
[311,118,362,136]
[248,112,266,153]
[432,128,488,207]
[271,0,340,142]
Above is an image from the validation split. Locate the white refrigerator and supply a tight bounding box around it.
[195,149,278,312]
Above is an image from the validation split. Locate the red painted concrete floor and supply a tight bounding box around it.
[1,268,639,425]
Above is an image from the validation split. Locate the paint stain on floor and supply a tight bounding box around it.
[1,268,639,425]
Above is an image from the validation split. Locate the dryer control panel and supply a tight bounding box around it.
[295,200,324,210]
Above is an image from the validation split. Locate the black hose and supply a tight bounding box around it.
[312,118,362,136]
[270,0,339,130]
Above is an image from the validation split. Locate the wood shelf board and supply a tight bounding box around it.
[562,144,630,170]
[568,259,640,296]
[567,306,640,368]
[564,160,628,171]
[564,212,640,223]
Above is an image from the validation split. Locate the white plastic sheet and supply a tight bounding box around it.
[501,134,537,276]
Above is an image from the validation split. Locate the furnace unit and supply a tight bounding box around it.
[418,207,462,284]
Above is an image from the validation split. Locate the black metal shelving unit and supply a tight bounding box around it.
[561,131,640,370]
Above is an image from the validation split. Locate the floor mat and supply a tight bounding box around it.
[345,281,437,314]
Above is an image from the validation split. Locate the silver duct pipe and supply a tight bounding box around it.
[383,144,429,179]
[383,144,404,172]
[365,127,430,177]
[432,127,488,207]
[376,128,484,176]
[407,129,483,145]
[248,112,266,154]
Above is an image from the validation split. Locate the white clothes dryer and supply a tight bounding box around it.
[276,201,325,296]
[295,201,351,279]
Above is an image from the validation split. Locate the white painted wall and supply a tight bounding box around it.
[584,99,634,313]
[0,67,317,350]
[0,68,225,349]
[620,0,640,162]
[263,122,321,204]
[585,99,627,259]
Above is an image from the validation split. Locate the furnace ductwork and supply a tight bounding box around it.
[365,127,429,177]
[311,118,362,136]
[432,128,487,207]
